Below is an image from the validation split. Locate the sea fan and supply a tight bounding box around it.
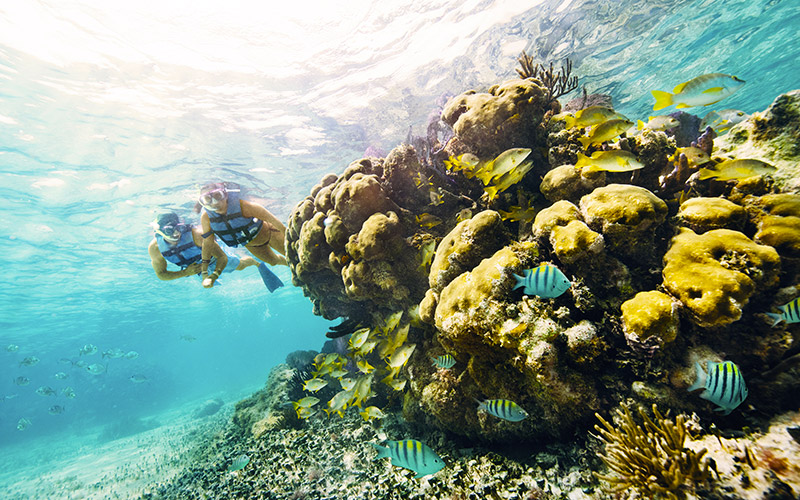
[227,454,250,472]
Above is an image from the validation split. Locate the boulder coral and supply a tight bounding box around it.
[621,290,680,355]
[579,184,668,263]
[662,228,781,327]
[441,78,551,158]
[676,197,747,234]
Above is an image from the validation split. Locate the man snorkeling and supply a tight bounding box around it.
[148,212,263,286]
[197,182,285,291]
[148,212,262,284]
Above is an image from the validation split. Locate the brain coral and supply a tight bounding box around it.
[662,228,780,327]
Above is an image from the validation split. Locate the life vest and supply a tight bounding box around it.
[156,226,202,269]
[203,190,262,247]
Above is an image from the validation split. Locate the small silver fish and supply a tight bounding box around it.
[79,344,97,356]
[688,360,748,415]
[13,376,30,386]
[476,399,529,422]
[371,440,445,479]
[228,454,250,472]
[62,387,76,398]
[511,264,571,299]
[48,405,65,415]
[431,354,456,370]
[36,386,56,396]
[86,363,106,375]
[54,372,68,380]
[129,374,148,383]
[17,418,31,431]
[102,348,125,359]
[19,356,40,367]
[6,344,19,352]
[766,297,800,326]
[125,351,139,360]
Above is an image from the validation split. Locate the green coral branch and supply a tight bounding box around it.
[593,404,710,500]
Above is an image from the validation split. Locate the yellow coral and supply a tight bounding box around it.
[662,228,780,327]
[621,291,679,351]
[676,197,746,233]
[532,200,581,239]
[755,215,800,259]
[549,220,604,264]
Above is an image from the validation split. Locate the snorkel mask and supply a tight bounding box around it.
[153,213,183,242]
[198,184,227,208]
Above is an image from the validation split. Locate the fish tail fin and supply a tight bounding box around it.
[765,312,783,327]
[563,116,576,129]
[484,185,500,201]
[687,362,706,392]
[474,398,486,410]
[696,168,715,180]
[651,90,673,111]
[637,119,644,130]
[370,442,388,460]
[577,136,591,149]
[511,273,526,291]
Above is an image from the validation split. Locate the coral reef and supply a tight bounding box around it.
[515,51,579,101]
[621,290,680,355]
[593,404,710,499]
[662,228,780,327]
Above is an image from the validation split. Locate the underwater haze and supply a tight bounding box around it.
[1,0,799,498]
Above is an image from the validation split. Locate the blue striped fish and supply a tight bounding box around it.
[765,297,800,326]
[512,264,571,299]
[687,360,748,415]
[431,354,456,370]
[476,398,529,422]
[371,439,445,478]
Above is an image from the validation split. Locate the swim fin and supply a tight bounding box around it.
[258,263,284,292]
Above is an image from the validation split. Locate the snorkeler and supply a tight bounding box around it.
[148,212,259,284]
[197,182,286,291]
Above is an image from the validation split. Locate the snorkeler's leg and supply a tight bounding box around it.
[235,256,260,271]
[247,243,287,266]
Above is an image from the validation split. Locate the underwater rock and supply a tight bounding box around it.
[715,89,800,190]
[579,184,668,263]
[428,210,511,293]
[676,197,747,233]
[193,398,225,418]
[621,290,680,355]
[562,320,607,366]
[662,228,781,327]
[531,200,582,241]
[539,164,605,203]
[232,364,299,438]
[751,193,800,284]
[441,78,550,158]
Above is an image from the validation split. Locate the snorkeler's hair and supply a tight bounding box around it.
[156,212,179,228]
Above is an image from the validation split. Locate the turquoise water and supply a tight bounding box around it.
[1,0,798,493]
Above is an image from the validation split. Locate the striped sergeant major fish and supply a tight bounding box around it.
[371,439,445,478]
[431,354,456,370]
[511,264,571,299]
[687,360,748,415]
[476,398,529,422]
[765,297,800,326]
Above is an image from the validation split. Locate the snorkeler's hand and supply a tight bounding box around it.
[184,262,202,276]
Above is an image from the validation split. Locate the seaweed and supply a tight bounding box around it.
[515,51,579,101]
[593,404,710,499]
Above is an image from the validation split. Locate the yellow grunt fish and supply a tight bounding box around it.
[303,377,328,392]
[578,119,634,148]
[575,150,644,173]
[697,158,776,181]
[637,115,679,131]
[360,406,385,422]
[561,106,626,129]
[474,148,532,186]
[484,159,534,201]
[348,327,372,350]
[651,73,745,111]
[671,147,711,166]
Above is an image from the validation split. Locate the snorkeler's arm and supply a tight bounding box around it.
[199,212,214,278]
[148,240,195,280]
[239,199,286,232]
[196,228,228,277]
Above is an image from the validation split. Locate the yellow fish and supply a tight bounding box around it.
[356,339,379,356]
[575,150,644,173]
[292,396,320,410]
[339,378,356,392]
[577,119,633,148]
[498,205,536,223]
[419,239,436,269]
[561,106,626,129]
[351,374,374,408]
[348,327,372,350]
[325,389,354,417]
[637,115,679,131]
[697,159,776,181]
[381,373,408,391]
[455,208,473,222]
[383,310,403,333]
[444,153,482,174]
[360,406,385,422]
[303,377,328,393]
[296,406,315,420]
[357,359,375,374]
[651,73,745,111]
[416,213,442,229]
[387,343,417,376]
[474,148,532,186]
[671,147,711,166]
[484,159,534,201]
